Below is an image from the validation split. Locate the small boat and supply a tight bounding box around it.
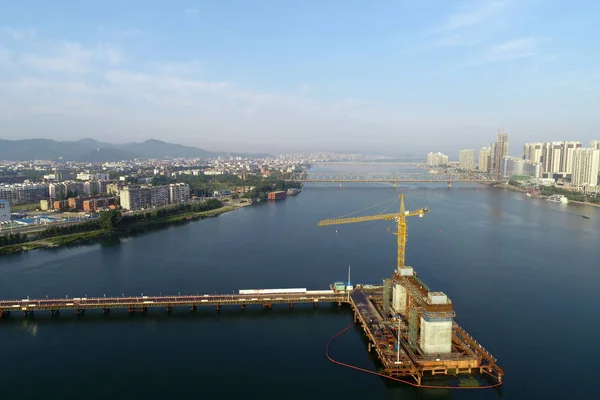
[547,194,569,204]
[581,214,591,219]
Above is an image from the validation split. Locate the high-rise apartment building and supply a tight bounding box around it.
[150,185,169,208]
[427,152,449,166]
[493,129,509,174]
[501,157,541,178]
[120,184,188,210]
[479,147,492,172]
[523,142,544,164]
[571,148,600,187]
[591,140,600,150]
[169,183,191,204]
[0,184,48,205]
[0,199,10,222]
[523,141,582,174]
[459,149,475,170]
[562,141,582,174]
[119,185,151,211]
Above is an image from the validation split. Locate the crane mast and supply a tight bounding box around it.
[317,194,429,272]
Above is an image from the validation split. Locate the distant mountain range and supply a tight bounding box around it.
[0,138,271,161]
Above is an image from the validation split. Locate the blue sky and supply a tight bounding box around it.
[1,0,599,156]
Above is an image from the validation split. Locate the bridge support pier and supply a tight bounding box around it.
[23,310,31,317]
[50,310,59,316]
[240,304,245,310]
[102,308,110,315]
[289,302,293,308]
[313,302,318,308]
[76,309,85,316]
[393,182,397,189]
[190,305,196,312]
[166,306,172,313]
[1,310,10,318]
[262,303,272,309]
[339,182,342,188]
[338,301,342,307]
[216,304,221,312]
[447,182,452,188]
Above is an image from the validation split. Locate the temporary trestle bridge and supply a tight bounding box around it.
[0,291,347,316]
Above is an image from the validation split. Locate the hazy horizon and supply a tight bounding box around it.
[1,1,599,157]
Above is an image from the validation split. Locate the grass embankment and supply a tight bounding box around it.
[0,202,241,255]
[0,230,109,255]
[10,203,39,211]
[122,206,236,231]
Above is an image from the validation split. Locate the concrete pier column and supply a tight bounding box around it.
[447,182,452,188]
[216,304,221,311]
[339,182,343,188]
[102,308,110,315]
[142,307,147,313]
[313,302,318,308]
[166,306,172,313]
[338,301,341,307]
[393,182,397,189]
[0,311,10,318]
[76,309,85,316]
[190,305,197,312]
[240,304,245,310]
[289,302,293,308]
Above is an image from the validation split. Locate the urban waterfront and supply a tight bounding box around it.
[1,171,599,399]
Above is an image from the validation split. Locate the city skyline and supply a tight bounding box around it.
[1,1,600,155]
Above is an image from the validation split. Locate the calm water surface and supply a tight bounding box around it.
[1,170,599,399]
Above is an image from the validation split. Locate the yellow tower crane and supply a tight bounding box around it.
[317,194,429,272]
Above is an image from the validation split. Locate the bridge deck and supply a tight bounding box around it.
[286,172,503,183]
[0,292,348,313]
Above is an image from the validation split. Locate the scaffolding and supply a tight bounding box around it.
[382,279,392,316]
[408,307,419,349]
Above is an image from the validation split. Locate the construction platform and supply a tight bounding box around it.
[349,281,503,386]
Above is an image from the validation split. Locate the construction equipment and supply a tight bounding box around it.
[318,195,429,271]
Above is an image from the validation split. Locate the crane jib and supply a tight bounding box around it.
[317,195,429,270]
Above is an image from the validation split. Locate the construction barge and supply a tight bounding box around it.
[319,195,503,386]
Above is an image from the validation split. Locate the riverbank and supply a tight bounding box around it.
[499,183,600,208]
[0,202,250,256]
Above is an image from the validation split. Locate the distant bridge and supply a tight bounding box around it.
[286,172,504,187]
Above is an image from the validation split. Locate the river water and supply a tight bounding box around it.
[1,166,599,399]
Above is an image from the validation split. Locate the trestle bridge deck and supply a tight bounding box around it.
[0,292,348,316]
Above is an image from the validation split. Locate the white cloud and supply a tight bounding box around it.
[184,8,199,16]
[1,27,36,41]
[482,36,541,62]
[436,0,509,33]
[19,41,121,73]
[0,47,13,66]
